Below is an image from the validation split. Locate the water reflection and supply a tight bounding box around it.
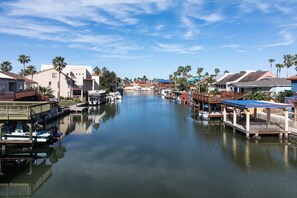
[193,118,297,171]
[54,103,120,135]
[0,144,65,197]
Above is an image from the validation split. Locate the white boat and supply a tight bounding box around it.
[108,92,122,101]
[88,90,107,106]
[1,122,62,143]
[199,111,209,120]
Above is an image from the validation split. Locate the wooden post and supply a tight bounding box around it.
[0,123,2,142]
[254,108,257,121]
[294,102,297,122]
[233,107,237,125]
[267,108,271,124]
[223,105,227,122]
[246,109,250,132]
[284,108,289,131]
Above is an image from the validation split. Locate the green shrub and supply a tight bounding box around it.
[74,98,81,103]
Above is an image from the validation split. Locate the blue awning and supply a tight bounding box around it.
[222,100,293,109]
[158,79,172,83]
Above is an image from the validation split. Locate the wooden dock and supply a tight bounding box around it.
[192,91,244,120]
[69,105,88,113]
[0,140,33,151]
[222,100,292,139]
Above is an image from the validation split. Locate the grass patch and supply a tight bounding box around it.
[59,100,78,107]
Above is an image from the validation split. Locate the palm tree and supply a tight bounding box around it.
[142,75,148,82]
[18,54,31,76]
[177,66,184,76]
[205,77,216,93]
[26,65,37,80]
[268,58,275,73]
[38,86,54,97]
[93,66,101,75]
[102,67,108,74]
[294,54,297,72]
[0,61,13,72]
[224,70,229,74]
[215,68,220,75]
[52,56,67,101]
[197,67,204,93]
[173,72,178,89]
[275,63,284,78]
[283,54,294,77]
[184,65,192,78]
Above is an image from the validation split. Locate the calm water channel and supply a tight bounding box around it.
[1,92,297,198]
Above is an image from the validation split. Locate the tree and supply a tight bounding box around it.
[173,72,178,89]
[25,65,37,80]
[224,70,229,74]
[243,91,271,101]
[142,75,148,82]
[52,56,67,101]
[268,58,275,73]
[294,54,297,71]
[275,63,284,78]
[283,54,294,78]
[197,67,204,93]
[184,65,192,78]
[0,61,12,72]
[205,77,216,93]
[215,68,220,75]
[18,54,31,76]
[177,66,184,76]
[38,86,54,97]
[93,66,101,75]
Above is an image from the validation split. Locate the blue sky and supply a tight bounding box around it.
[0,0,297,79]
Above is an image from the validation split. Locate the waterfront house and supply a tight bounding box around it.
[287,75,297,93]
[41,65,100,101]
[0,71,37,91]
[31,68,76,99]
[229,78,290,95]
[156,79,174,89]
[214,72,246,92]
[0,72,41,101]
[214,71,274,92]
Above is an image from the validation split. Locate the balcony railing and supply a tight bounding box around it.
[0,90,49,101]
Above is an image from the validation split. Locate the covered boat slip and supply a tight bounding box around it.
[222,100,293,139]
[192,91,244,119]
[0,101,51,149]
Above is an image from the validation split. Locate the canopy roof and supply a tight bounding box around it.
[222,100,293,109]
[158,79,172,83]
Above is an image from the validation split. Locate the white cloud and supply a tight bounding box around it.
[220,44,239,49]
[2,0,171,27]
[154,42,203,54]
[257,31,295,48]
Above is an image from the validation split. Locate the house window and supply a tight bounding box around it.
[49,81,51,87]
[52,73,57,78]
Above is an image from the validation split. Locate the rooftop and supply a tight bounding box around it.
[222,100,293,109]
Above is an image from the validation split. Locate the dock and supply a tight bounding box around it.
[192,91,244,119]
[222,100,293,139]
[69,104,88,113]
[0,101,51,150]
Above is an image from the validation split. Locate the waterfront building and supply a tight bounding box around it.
[287,75,297,93]
[0,71,37,91]
[31,65,100,101]
[229,78,291,95]
[30,68,75,99]
[214,70,274,92]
